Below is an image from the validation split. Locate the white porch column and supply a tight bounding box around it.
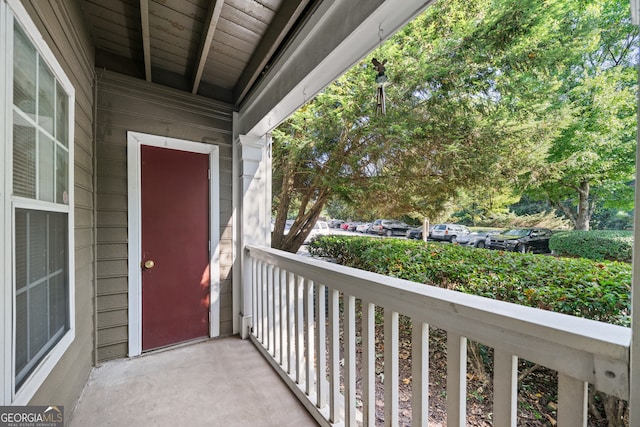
[233,120,272,339]
[630,2,640,422]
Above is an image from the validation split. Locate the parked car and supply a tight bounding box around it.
[455,230,498,248]
[407,225,434,240]
[356,223,371,233]
[304,221,331,243]
[406,227,423,239]
[485,228,553,253]
[340,222,350,230]
[347,222,361,232]
[370,219,409,237]
[430,223,470,242]
[329,219,345,229]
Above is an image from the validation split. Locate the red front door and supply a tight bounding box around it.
[141,145,210,351]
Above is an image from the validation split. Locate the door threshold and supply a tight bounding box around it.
[138,337,211,358]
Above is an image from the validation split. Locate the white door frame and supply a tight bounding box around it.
[126,131,220,357]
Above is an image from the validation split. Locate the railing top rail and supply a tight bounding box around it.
[246,245,630,399]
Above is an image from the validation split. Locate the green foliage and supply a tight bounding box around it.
[309,236,630,326]
[550,230,633,262]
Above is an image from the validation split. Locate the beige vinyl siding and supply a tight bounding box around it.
[96,70,234,361]
[20,0,96,415]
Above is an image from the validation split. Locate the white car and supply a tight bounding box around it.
[430,223,470,242]
[305,221,330,243]
[355,223,371,233]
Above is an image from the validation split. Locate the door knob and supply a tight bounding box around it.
[142,260,155,269]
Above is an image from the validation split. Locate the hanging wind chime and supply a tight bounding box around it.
[372,25,389,116]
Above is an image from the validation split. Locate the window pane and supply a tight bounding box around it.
[15,211,27,291]
[13,23,36,116]
[39,132,55,202]
[49,212,66,272]
[15,292,28,378]
[55,82,68,146]
[14,210,68,389]
[13,111,36,198]
[28,211,47,284]
[56,146,68,204]
[29,283,48,358]
[38,60,55,134]
[49,213,68,335]
[49,273,67,336]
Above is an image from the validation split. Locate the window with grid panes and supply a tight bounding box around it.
[10,16,72,391]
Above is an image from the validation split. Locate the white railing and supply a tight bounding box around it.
[245,245,630,427]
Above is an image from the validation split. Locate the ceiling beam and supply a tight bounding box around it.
[192,0,225,94]
[140,0,152,82]
[233,0,311,105]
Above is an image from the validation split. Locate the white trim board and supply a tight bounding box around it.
[127,131,220,357]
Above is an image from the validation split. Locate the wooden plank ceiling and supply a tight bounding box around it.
[80,0,313,105]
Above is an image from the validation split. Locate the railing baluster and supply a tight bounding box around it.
[328,288,341,423]
[305,279,316,398]
[280,268,288,368]
[384,309,399,426]
[493,349,517,427]
[411,320,429,427]
[447,332,467,427]
[295,275,305,385]
[268,264,274,354]
[274,267,281,361]
[362,300,375,427]
[287,271,295,376]
[253,258,259,340]
[261,261,267,345]
[345,294,356,426]
[316,284,327,409]
[558,373,588,426]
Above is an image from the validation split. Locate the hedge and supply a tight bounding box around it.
[309,236,631,326]
[549,230,633,263]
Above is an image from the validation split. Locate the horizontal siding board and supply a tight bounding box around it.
[97,342,128,361]
[97,325,128,346]
[75,207,93,228]
[97,193,128,210]
[97,211,128,227]
[75,187,93,210]
[97,309,128,329]
[97,98,233,135]
[97,243,128,260]
[97,227,128,243]
[97,259,128,277]
[98,294,128,311]
[96,142,127,161]
[76,228,94,249]
[97,277,129,296]
[97,176,128,194]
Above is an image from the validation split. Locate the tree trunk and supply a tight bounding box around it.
[575,180,591,230]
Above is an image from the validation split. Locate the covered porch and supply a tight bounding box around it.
[70,337,317,426]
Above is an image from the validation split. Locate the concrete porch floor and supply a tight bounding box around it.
[69,336,318,426]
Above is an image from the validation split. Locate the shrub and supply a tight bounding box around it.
[549,230,633,263]
[309,236,631,326]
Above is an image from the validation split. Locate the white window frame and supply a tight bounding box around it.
[1,0,75,405]
[127,132,220,357]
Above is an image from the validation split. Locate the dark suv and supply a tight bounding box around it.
[485,228,553,253]
[370,219,409,237]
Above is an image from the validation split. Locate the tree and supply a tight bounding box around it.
[524,0,638,229]
[272,0,638,253]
